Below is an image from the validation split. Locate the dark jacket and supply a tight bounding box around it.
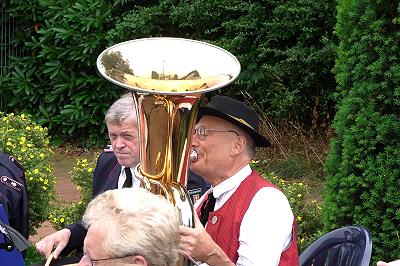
[62,149,209,255]
[0,152,28,239]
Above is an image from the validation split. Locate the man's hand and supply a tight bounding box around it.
[179,214,233,266]
[35,228,71,259]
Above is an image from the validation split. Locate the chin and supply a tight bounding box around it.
[190,163,202,176]
[117,160,130,167]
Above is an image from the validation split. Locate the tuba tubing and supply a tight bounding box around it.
[97,37,240,266]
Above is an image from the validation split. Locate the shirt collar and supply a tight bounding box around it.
[212,164,252,199]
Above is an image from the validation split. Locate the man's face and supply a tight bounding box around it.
[79,222,110,266]
[79,222,147,266]
[107,117,139,167]
[190,115,239,185]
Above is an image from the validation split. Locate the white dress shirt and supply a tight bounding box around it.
[195,165,294,266]
[117,167,141,189]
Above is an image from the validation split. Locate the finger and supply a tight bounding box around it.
[179,225,193,235]
[35,240,52,258]
[193,213,203,228]
[53,242,66,259]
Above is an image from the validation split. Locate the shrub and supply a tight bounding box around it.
[7,0,118,146]
[252,160,323,252]
[6,0,337,144]
[324,0,400,263]
[49,155,97,230]
[0,112,56,234]
[108,0,337,127]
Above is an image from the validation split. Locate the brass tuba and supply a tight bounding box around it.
[97,37,240,265]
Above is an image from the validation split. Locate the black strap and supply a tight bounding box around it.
[0,219,30,251]
[122,167,133,188]
[200,192,216,226]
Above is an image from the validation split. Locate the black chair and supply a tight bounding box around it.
[299,225,372,266]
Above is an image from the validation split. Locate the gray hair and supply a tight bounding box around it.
[231,123,256,158]
[105,93,137,125]
[82,188,180,266]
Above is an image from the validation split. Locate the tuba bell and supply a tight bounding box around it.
[97,37,240,265]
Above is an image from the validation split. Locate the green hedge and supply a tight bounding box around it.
[0,112,56,234]
[49,155,96,230]
[4,0,337,143]
[4,0,120,146]
[324,0,400,263]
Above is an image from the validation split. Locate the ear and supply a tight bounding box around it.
[230,135,246,156]
[130,255,148,265]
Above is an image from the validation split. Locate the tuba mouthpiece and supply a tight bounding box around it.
[190,149,198,162]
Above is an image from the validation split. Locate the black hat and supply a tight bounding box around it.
[197,95,271,147]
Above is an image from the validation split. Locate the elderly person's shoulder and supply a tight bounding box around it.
[377,260,400,266]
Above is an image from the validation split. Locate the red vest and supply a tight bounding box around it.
[197,171,299,265]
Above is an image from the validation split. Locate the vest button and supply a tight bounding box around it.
[211,216,218,224]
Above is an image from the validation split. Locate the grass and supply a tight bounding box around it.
[25,246,44,265]
[255,116,330,204]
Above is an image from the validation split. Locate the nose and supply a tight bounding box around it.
[191,133,200,146]
[114,137,126,149]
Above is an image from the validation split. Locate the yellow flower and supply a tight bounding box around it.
[6,141,12,146]
[77,186,81,191]
[42,186,47,190]
[300,238,305,244]
[20,136,26,144]
[27,143,33,147]
[21,148,26,152]
[297,193,302,198]
[297,216,303,222]
[26,126,31,131]
[39,153,45,158]
[87,167,93,173]
[33,169,39,174]
[21,114,25,119]
[60,217,65,223]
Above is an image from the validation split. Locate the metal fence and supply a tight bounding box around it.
[1,2,22,76]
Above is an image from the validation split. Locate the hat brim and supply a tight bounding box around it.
[198,107,271,147]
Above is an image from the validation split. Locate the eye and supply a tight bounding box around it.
[123,134,137,140]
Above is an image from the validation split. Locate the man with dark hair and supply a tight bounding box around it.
[180,95,299,266]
